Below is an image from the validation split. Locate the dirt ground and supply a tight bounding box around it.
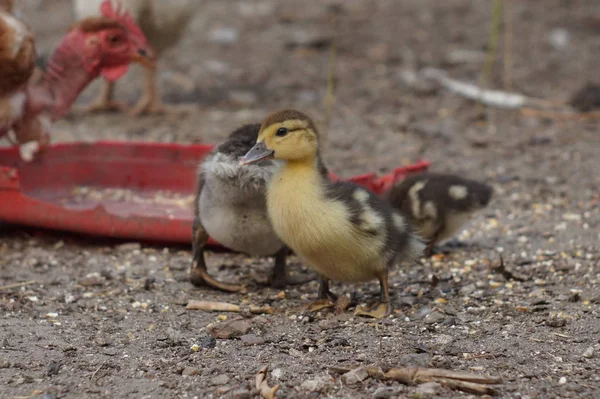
[1,1,600,398]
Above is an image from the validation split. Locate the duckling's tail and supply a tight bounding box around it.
[394,213,427,261]
[403,230,427,261]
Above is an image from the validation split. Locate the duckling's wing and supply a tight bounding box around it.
[326,181,426,261]
[324,181,389,237]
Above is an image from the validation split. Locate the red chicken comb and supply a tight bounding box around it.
[99,0,148,44]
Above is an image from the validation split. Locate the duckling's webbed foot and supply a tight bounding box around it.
[189,219,246,293]
[269,247,315,288]
[306,277,337,312]
[355,271,392,319]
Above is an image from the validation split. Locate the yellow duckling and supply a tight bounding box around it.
[240,109,425,318]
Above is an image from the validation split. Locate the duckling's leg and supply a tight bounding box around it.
[270,247,315,288]
[424,223,445,257]
[189,218,246,293]
[354,271,392,319]
[306,277,337,312]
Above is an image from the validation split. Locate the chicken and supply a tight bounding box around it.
[73,0,197,115]
[0,0,154,158]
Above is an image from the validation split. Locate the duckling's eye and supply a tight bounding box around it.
[275,127,288,137]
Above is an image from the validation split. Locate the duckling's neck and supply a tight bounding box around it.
[272,156,322,187]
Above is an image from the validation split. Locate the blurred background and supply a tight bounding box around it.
[17,0,598,180]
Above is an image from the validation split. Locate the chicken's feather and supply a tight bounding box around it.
[0,12,35,97]
[73,0,198,55]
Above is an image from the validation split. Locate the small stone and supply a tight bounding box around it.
[271,368,283,380]
[434,334,453,347]
[78,272,105,287]
[159,380,178,389]
[116,242,141,252]
[252,316,269,325]
[415,382,441,395]
[95,332,111,347]
[399,353,432,368]
[424,311,446,325]
[0,360,10,368]
[240,334,265,346]
[342,367,369,385]
[546,313,568,328]
[583,347,594,359]
[558,376,567,385]
[208,27,239,44]
[288,348,303,357]
[208,319,251,339]
[210,374,230,386]
[300,375,334,392]
[372,386,397,399]
[46,361,61,376]
[414,307,433,320]
[459,284,476,296]
[318,319,338,330]
[232,389,252,399]
[548,28,570,50]
[199,335,216,349]
[182,367,201,376]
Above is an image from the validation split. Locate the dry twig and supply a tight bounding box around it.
[186,300,272,314]
[492,256,527,282]
[423,68,552,110]
[255,365,280,399]
[329,365,501,396]
[0,280,37,291]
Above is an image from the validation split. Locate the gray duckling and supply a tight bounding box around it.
[383,173,493,256]
[190,123,324,292]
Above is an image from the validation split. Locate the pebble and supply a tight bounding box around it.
[342,367,369,385]
[182,367,201,376]
[300,375,334,392]
[252,316,269,325]
[459,284,476,296]
[415,382,441,395]
[583,347,594,359]
[318,319,338,330]
[240,334,265,346]
[548,28,570,50]
[159,380,178,389]
[116,242,141,252]
[210,374,230,386]
[546,313,568,328]
[424,311,446,325]
[414,307,433,320]
[199,335,216,349]
[208,319,251,339]
[208,28,240,44]
[399,353,432,368]
[372,386,398,399]
[232,388,252,398]
[558,376,567,385]
[271,368,283,380]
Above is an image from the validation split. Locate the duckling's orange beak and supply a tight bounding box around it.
[239,142,274,165]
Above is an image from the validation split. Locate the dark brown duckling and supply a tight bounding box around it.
[383,173,493,256]
[190,123,326,292]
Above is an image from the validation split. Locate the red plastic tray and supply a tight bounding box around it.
[0,141,430,245]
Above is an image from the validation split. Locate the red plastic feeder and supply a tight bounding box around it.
[0,141,429,246]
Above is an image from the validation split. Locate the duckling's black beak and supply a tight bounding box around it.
[239,142,274,165]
